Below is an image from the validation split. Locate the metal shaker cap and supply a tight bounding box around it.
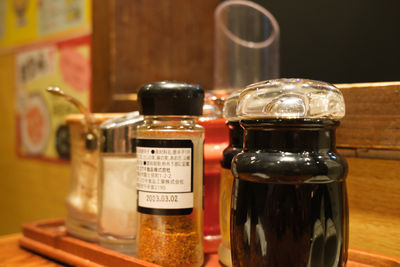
[237,78,345,120]
[100,111,143,153]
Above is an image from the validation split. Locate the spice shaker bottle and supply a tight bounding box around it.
[136,82,204,267]
[218,90,243,267]
[231,79,348,267]
[97,111,143,255]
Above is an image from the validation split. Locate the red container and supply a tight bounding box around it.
[198,118,229,253]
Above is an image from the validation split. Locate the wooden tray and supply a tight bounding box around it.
[19,218,400,267]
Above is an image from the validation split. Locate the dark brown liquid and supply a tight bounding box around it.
[231,119,348,267]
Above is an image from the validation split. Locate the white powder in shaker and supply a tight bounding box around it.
[100,157,138,237]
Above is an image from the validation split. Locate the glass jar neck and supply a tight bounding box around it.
[227,120,244,148]
[241,119,339,152]
[144,115,198,120]
[143,115,198,124]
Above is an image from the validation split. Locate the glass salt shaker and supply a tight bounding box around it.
[218,90,243,267]
[97,111,143,255]
[136,82,205,267]
[231,79,349,267]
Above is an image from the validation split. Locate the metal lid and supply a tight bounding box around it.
[100,111,143,153]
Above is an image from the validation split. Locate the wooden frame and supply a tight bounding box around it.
[336,81,400,151]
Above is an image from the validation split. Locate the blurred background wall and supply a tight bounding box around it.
[256,0,400,83]
[0,0,91,235]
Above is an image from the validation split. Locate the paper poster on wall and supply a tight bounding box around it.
[0,0,37,47]
[0,1,6,41]
[39,0,86,35]
[0,0,91,52]
[15,35,91,161]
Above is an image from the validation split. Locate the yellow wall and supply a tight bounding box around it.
[0,0,91,235]
[0,53,70,235]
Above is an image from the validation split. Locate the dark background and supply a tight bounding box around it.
[253,0,400,83]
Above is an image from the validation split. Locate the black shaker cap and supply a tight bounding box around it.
[138,81,204,116]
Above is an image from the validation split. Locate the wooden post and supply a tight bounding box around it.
[92,0,220,112]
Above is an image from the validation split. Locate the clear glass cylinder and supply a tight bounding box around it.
[214,0,280,91]
[136,116,204,267]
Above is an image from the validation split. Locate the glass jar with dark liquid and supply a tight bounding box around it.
[231,79,349,267]
[219,91,244,266]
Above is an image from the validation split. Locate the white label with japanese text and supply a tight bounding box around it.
[136,139,193,215]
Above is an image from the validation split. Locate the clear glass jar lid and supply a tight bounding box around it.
[223,90,242,121]
[237,78,345,120]
[201,92,222,121]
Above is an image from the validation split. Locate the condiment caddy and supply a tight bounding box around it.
[19,218,400,266]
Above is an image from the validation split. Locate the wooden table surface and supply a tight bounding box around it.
[0,233,221,266]
[2,232,400,267]
[0,233,64,266]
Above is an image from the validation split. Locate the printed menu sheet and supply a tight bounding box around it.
[15,35,91,161]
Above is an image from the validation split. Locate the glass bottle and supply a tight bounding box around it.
[136,82,204,267]
[97,111,143,255]
[65,113,116,242]
[231,79,348,267]
[218,91,243,267]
